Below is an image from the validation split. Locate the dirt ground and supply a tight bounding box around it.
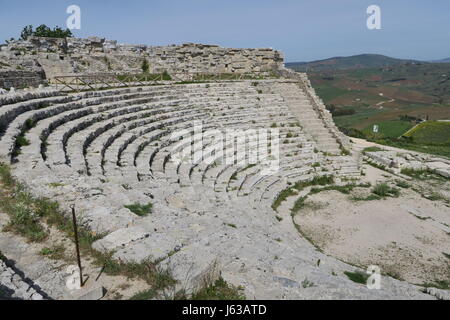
[293,163,450,285]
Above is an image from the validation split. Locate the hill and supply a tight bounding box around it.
[404,121,450,144]
[286,54,422,72]
[430,58,450,63]
[289,61,450,158]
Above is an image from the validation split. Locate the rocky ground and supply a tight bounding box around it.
[0,257,44,300]
[277,139,450,299]
[293,164,450,284]
[0,209,155,300]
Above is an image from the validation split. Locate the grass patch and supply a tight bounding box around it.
[0,162,180,296]
[423,191,446,202]
[362,146,384,153]
[93,251,176,288]
[272,175,335,212]
[372,183,400,198]
[271,188,297,211]
[48,182,65,188]
[130,288,158,300]
[351,194,382,202]
[344,271,369,285]
[39,245,65,260]
[2,194,49,242]
[191,277,245,300]
[310,183,370,195]
[422,280,450,290]
[291,196,307,215]
[124,202,153,216]
[0,164,14,188]
[395,179,411,189]
[301,279,315,288]
[11,118,37,160]
[401,168,444,181]
[404,121,450,145]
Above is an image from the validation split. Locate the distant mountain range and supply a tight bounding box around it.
[286,54,449,72]
[430,58,450,63]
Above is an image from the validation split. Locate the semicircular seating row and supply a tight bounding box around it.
[0,80,329,212]
[1,81,414,300]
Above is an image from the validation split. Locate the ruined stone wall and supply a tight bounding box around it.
[0,36,284,82]
[0,70,45,89]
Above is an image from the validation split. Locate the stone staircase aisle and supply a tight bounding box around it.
[275,82,342,155]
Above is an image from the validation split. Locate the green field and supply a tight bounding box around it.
[404,121,450,144]
[288,59,450,158]
[314,86,350,102]
[333,108,383,128]
[362,120,414,138]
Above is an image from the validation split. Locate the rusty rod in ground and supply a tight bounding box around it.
[71,205,84,287]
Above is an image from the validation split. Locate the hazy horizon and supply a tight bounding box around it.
[1,0,449,62]
[285,53,450,64]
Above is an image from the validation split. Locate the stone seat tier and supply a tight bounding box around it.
[5,81,410,300]
[0,89,65,108]
[2,84,208,157]
[44,91,266,170]
[2,81,273,157]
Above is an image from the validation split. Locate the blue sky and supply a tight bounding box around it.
[0,0,449,62]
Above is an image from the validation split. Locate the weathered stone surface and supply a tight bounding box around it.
[425,287,450,300]
[0,259,45,300]
[0,37,284,84]
[92,227,150,252]
[364,149,450,178]
[74,286,105,301]
[0,46,444,300]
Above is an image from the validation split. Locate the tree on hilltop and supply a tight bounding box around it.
[18,24,73,40]
[20,25,34,41]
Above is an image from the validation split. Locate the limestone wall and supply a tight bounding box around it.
[0,36,284,81]
[0,70,45,89]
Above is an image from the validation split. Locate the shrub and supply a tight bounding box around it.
[15,135,30,147]
[301,279,315,288]
[141,59,150,73]
[124,202,153,216]
[372,183,400,198]
[3,201,48,242]
[395,179,411,189]
[344,271,369,285]
[161,71,172,81]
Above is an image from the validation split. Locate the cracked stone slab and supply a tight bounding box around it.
[92,227,150,252]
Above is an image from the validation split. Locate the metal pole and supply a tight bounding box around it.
[71,205,84,287]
